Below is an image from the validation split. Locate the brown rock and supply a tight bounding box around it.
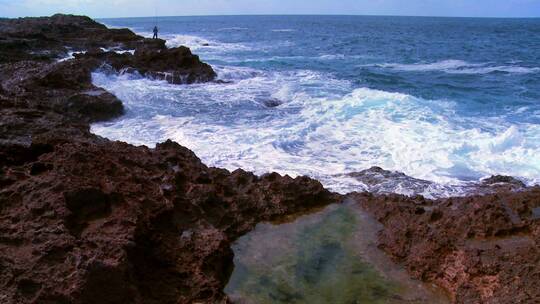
[0,14,145,63]
[350,188,540,303]
[0,14,216,85]
[75,45,217,84]
[0,16,336,301]
[0,137,337,303]
[65,89,124,122]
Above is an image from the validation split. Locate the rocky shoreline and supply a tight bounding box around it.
[1,14,538,303]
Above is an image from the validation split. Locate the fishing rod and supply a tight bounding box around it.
[154,1,158,27]
[152,1,158,39]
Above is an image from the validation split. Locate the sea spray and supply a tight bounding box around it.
[93,16,540,197]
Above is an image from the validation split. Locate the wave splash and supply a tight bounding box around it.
[164,34,251,52]
[90,66,540,197]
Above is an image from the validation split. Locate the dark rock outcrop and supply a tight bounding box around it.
[0,14,140,63]
[481,175,527,190]
[0,136,337,303]
[74,46,216,84]
[348,166,437,196]
[0,58,124,135]
[0,14,216,84]
[347,167,528,197]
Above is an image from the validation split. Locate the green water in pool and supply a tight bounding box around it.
[225,202,449,304]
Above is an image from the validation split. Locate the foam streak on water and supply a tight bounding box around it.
[376,60,540,74]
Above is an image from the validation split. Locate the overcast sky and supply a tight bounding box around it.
[1,0,539,18]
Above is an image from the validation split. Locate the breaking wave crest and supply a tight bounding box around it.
[90,67,540,197]
[164,34,251,51]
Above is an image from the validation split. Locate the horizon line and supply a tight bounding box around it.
[2,13,539,20]
[94,13,540,20]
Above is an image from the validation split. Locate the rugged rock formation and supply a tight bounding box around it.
[0,135,337,303]
[74,46,216,84]
[0,14,216,84]
[0,14,140,63]
[350,189,540,303]
[0,14,337,304]
[347,166,528,197]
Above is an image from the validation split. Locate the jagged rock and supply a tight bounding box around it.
[135,46,216,84]
[65,89,124,122]
[350,188,540,303]
[347,167,529,197]
[0,136,338,303]
[348,166,435,196]
[0,13,215,85]
[0,14,336,304]
[482,175,526,188]
[0,14,153,63]
[76,45,216,84]
[0,13,216,84]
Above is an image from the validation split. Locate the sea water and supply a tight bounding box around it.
[92,15,540,197]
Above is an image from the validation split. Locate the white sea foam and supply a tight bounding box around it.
[215,54,370,64]
[378,60,478,71]
[130,30,251,52]
[98,23,128,30]
[450,66,540,74]
[91,67,540,197]
[100,47,136,55]
[377,59,540,74]
[164,34,251,51]
[217,27,249,31]
[272,29,296,32]
[57,50,87,62]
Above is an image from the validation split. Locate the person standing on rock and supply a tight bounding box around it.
[153,26,158,39]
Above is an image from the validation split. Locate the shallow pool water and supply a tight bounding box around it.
[225,202,449,304]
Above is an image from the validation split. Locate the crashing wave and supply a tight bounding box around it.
[90,66,540,197]
[164,34,251,51]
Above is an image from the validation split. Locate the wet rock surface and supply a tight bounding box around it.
[1,14,539,304]
[0,14,336,304]
[0,14,140,63]
[350,189,540,303]
[348,167,528,198]
[74,45,216,84]
[0,14,216,84]
[0,138,337,303]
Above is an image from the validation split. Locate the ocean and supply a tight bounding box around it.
[92,15,540,197]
